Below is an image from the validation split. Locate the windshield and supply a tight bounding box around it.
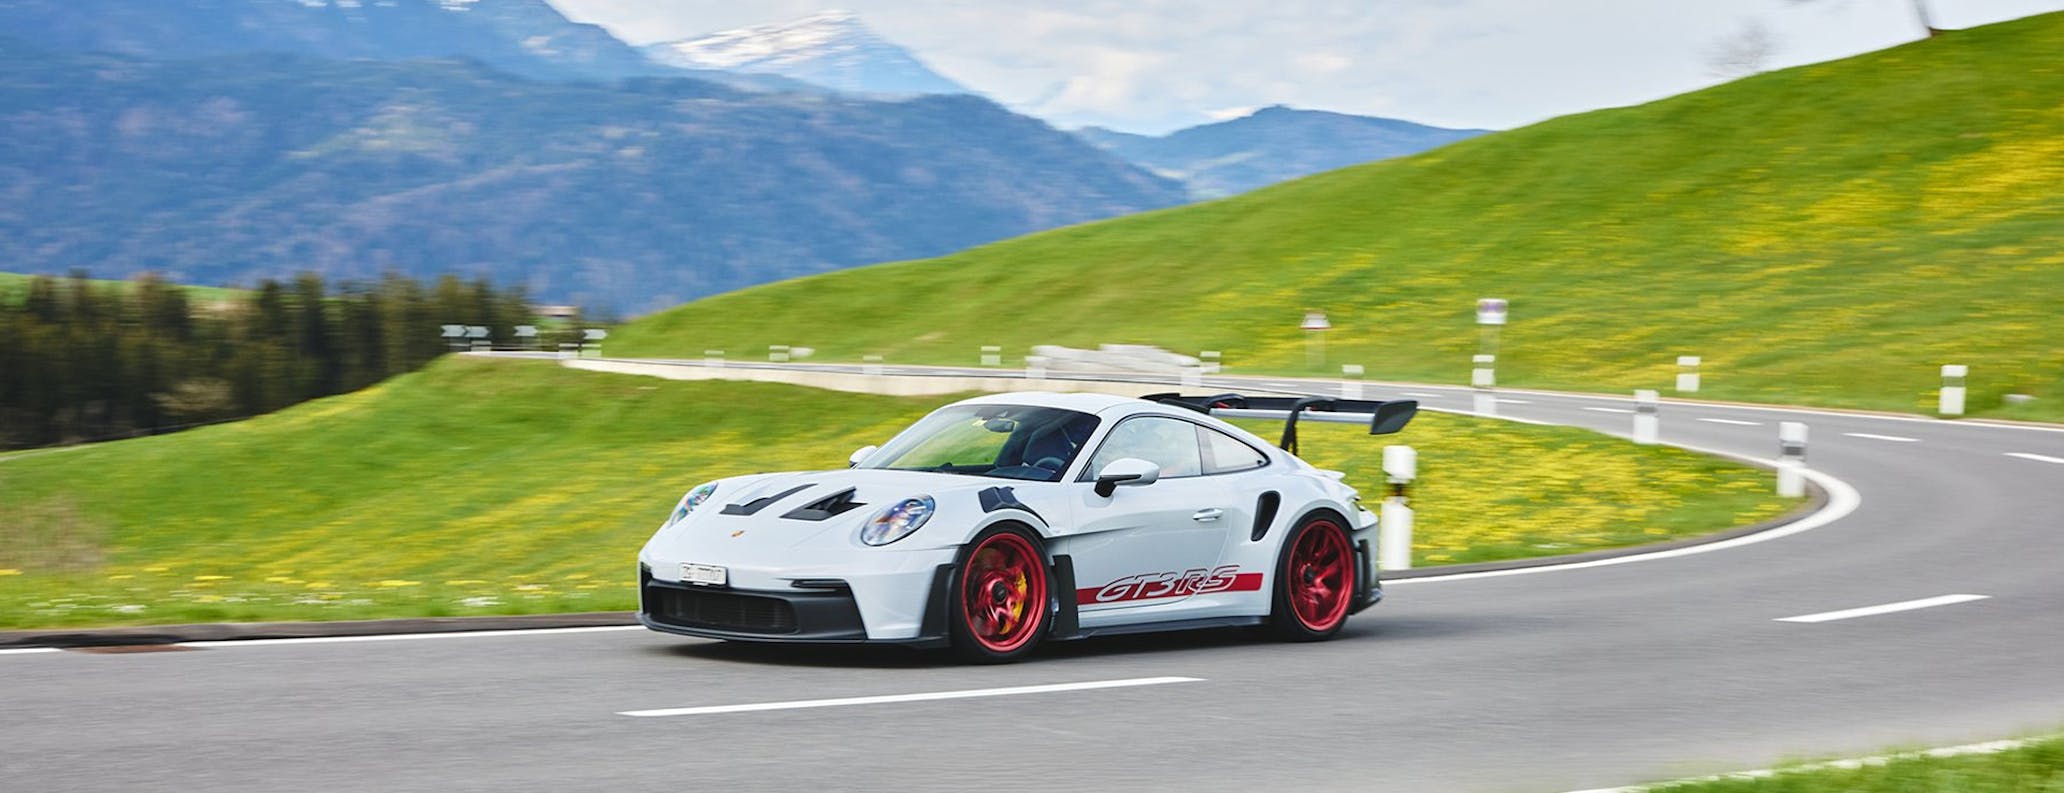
[859,404,1100,481]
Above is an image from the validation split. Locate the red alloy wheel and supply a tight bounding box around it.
[961,532,1048,654]
[1287,519,1352,632]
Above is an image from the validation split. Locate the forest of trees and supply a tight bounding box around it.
[0,272,577,450]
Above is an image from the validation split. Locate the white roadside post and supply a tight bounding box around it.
[769,344,790,363]
[1023,354,1047,381]
[1777,421,1809,497]
[1199,350,1222,375]
[580,328,606,358]
[1379,445,1417,571]
[1939,364,1968,416]
[440,324,466,352]
[466,325,490,353]
[703,349,725,369]
[513,324,538,351]
[1341,364,1365,400]
[863,354,885,377]
[1677,356,1702,393]
[980,345,1002,367]
[1472,354,1497,416]
[1180,363,1203,388]
[1633,389,1660,445]
[1301,312,1331,368]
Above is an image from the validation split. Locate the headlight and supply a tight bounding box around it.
[860,496,935,546]
[664,482,718,527]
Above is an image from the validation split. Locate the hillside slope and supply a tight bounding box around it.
[0,43,1183,314]
[613,13,2064,419]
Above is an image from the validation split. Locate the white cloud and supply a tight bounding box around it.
[550,0,2064,132]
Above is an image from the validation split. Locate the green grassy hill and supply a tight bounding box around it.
[0,357,1787,629]
[611,13,2064,420]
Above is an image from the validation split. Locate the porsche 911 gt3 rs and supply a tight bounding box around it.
[636,390,1416,662]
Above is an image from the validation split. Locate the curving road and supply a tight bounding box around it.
[5,361,2063,793]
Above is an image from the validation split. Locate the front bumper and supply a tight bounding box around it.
[638,564,949,645]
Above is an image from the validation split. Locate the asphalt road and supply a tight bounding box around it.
[6,362,2063,793]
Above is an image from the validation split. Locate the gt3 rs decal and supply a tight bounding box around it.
[1079,565,1265,605]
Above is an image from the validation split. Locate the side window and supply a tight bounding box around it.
[1087,417,1203,479]
[1200,426,1269,474]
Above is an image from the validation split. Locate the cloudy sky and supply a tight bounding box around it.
[549,0,2064,133]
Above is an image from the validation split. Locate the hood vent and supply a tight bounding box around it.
[782,487,867,521]
[720,483,814,516]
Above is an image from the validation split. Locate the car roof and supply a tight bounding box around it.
[950,390,1218,421]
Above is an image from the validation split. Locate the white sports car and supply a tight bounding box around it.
[637,390,1416,662]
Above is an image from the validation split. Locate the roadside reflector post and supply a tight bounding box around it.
[1379,445,1417,571]
[769,344,790,363]
[1633,389,1660,445]
[1677,356,1702,393]
[1341,364,1365,400]
[1180,364,1203,388]
[1023,354,1047,381]
[863,354,885,377]
[580,328,606,358]
[1939,364,1967,416]
[1777,421,1809,497]
[1301,312,1331,368]
[1200,350,1222,375]
[980,345,1002,367]
[513,325,538,351]
[440,324,466,352]
[1472,354,1497,416]
[703,349,724,369]
[465,325,490,353]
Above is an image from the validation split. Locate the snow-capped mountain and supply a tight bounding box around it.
[643,10,969,97]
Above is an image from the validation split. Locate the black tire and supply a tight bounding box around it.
[1267,513,1357,642]
[948,524,1056,663]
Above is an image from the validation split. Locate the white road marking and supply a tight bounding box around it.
[619,676,1205,718]
[0,648,62,656]
[1496,398,1532,404]
[1697,417,1762,426]
[1582,407,1633,414]
[1403,391,1443,398]
[179,625,645,648]
[1845,432,1919,443]
[1392,445,1861,585]
[1775,594,1990,624]
[1558,738,2034,793]
[2006,452,2064,465]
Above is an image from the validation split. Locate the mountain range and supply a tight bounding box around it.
[1078,106,1488,198]
[0,39,1184,314]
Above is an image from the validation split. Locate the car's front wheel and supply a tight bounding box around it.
[1267,513,1356,641]
[948,525,1053,663]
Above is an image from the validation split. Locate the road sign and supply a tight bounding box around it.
[1300,312,1331,331]
[464,326,489,339]
[1476,298,1508,326]
[513,325,538,338]
[441,325,465,338]
[583,328,608,341]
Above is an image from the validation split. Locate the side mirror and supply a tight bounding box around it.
[1093,458,1160,497]
[848,445,878,468]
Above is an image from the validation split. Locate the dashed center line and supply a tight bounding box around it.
[619,676,1205,718]
[0,648,61,656]
[1403,391,1443,398]
[2006,452,2064,465]
[1845,432,1920,443]
[1582,406,1634,414]
[1497,398,1533,405]
[1775,594,1990,624]
[1696,418,1762,426]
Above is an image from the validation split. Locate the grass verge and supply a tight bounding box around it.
[0,358,1794,629]
[1643,737,2064,793]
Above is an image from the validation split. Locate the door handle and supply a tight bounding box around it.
[1192,508,1224,522]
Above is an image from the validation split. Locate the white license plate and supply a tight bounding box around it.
[680,563,728,587]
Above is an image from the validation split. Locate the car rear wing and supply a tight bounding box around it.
[1141,393,1417,455]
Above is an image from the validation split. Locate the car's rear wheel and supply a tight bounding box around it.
[949,525,1052,663]
[1267,514,1355,641]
